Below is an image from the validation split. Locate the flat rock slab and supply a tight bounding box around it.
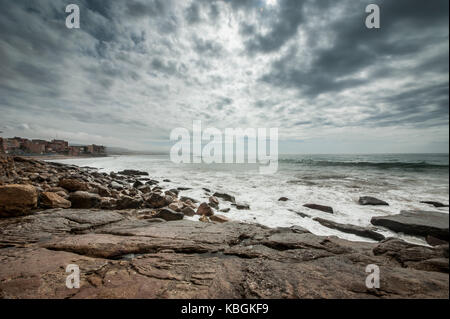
[371,211,449,241]
[0,209,448,299]
[314,218,385,241]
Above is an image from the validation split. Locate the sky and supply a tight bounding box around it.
[0,0,448,154]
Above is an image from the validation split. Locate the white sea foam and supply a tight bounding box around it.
[49,154,449,245]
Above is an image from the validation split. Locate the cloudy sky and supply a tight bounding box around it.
[0,0,448,153]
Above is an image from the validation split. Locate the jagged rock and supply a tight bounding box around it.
[210,214,229,223]
[358,196,389,206]
[197,203,214,217]
[58,178,88,192]
[68,191,101,209]
[183,199,197,209]
[420,201,449,208]
[0,184,38,217]
[40,192,71,209]
[213,192,236,203]
[145,193,167,209]
[314,217,385,241]
[117,170,149,176]
[181,206,196,216]
[427,235,448,247]
[303,204,333,214]
[137,185,152,194]
[371,211,449,241]
[153,208,184,221]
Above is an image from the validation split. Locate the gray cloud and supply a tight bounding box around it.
[0,0,447,153]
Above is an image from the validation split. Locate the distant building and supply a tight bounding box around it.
[0,136,105,157]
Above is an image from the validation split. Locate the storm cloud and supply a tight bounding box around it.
[0,0,448,153]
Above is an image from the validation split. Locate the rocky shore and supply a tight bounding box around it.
[0,155,448,298]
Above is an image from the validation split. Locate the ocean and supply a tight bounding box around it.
[49,153,449,245]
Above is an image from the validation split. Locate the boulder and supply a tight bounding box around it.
[68,191,101,209]
[210,214,229,223]
[278,197,289,202]
[180,196,199,204]
[40,192,71,209]
[371,211,449,241]
[213,192,236,203]
[197,203,214,216]
[314,217,385,241]
[153,208,184,221]
[133,180,144,188]
[181,206,196,217]
[58,178,88,192]
[168,202,183,212]
[220,208,231,213]
[0,184,38,217]
[303,204,334,214]
[420,201,449,208]
[110,181,123,191]
[358,196,389,206]
[116,196,143,209]
[145,193,167,209]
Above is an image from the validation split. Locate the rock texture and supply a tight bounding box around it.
[0,184,38,216]
[0,208,448,299]
[371,211,449,241]
[314,218,385,241]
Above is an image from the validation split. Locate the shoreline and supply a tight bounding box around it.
[0,155,449,298]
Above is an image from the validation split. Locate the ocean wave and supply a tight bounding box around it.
[279,159,449,169]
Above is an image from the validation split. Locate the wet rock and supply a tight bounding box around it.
[220,208,231,213]
[58,178,88,192]
[40,192,71,209]
[146,180,159,186]
[177,187,191,191]
[145,193,167,209]
[199,215,210,223]
[133,180,144,188]
[210,214,229,223]
[197,203,214,217]
[68,191,101,209]
[213,192,236,203]
[137,185,152,194]
[420,201,449,208]
[153,208,184,221]
[180,196,199,204]
[314,217,385,241]
[0,184,38,217]
[371,211,449,241]
[209,196,219,209]
[278,197,289,201]
[117,170,149,176]
[426,235,449,247]
[303,204,334,214]
[358,196,389,206]
[181,206,196,217]
[233,202,250,210]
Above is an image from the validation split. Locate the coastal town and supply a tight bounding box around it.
[0,136,106,157]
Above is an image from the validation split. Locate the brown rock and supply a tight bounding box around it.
[0,184,38,217]
[145,193,167,209]
[181,206,195,216]
[40,192,71,209]
[209,196,219,208]
[68,191,101,209]
[197,203,214,217]
[58,178,88,192]
[210,214,229,223]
